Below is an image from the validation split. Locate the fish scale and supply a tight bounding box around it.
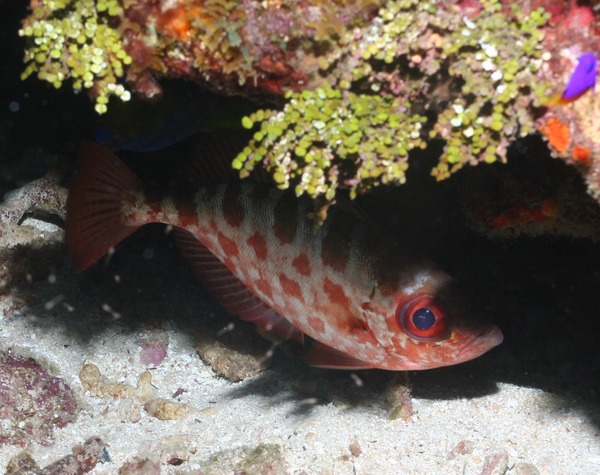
[180,184,373,356]
[66,142,503,370]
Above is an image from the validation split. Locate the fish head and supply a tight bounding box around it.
[362,264,503,370]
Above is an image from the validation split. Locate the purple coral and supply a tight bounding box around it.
[138,338,168,366]
[561,52,597,102]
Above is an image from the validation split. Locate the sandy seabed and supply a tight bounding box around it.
[0,220,599,475]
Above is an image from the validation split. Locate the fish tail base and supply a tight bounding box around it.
[66,142,145,272]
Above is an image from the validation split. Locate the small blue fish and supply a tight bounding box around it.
[559,52,597,103]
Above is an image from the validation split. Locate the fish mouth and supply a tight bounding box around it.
[457,324,504,361]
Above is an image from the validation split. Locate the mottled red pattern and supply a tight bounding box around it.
[208,218,219,233]
[247,232,268,260]
[292,253,311,276]
[222,184,245,228]
[217,231,240,258]
[323,277,351,309]
[308,316,326,333]
[273,192,298,245]
[66,143,503,371]
[320,221,351,273]
[278,273,304,302]
[254,278,273,300]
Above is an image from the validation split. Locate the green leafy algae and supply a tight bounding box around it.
[235,0,551,204]
[19,0,132,114]
[234,84,426,200]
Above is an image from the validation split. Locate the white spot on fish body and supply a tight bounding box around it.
[245,266,260,282]
[362,304,392,347]
[157,197,179,223]
[123,190,151,224]
[401,270,432,295]
[186,223,200,236]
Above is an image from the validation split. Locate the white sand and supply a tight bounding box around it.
[0,219,599,474]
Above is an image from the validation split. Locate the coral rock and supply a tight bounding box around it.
[0,351,78,447]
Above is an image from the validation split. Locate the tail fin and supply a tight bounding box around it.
[66,142,145,272]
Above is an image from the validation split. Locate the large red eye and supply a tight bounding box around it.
[398,295,447,341]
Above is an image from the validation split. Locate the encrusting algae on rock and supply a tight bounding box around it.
[234,0,553,204]
[18,1,600,212]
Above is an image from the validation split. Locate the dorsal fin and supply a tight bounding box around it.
[177,130,273,188]
[172,228,304,343]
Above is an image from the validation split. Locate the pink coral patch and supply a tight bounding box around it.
[561,4,594,29]
[139,339,168,366]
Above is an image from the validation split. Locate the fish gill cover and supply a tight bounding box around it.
[18,0,600,211]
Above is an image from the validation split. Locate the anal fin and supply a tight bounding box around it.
[173,228,304,343]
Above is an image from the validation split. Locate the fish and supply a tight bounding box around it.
[548,52,597,106]
[65,142,503,370]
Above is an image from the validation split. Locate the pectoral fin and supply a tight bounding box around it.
[304,340,374,369]
[173,228,304,343]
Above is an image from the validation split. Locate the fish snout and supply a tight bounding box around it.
[457,324,503,361]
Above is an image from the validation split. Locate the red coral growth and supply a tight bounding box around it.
[7,437,107,475]
[100,0,376,100]
[456,0,483,18]
[42,437,106,474]
[536,1,599,83]
[490,198,557,230]
[524,0,596,30]
[156,5,199,42]
[558,1,595,29]
[540,117,570,153]
[0,351,78,447]
[572,145,591,166]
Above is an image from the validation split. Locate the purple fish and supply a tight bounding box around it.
[560,52,597,103]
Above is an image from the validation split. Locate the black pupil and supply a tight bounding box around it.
[413,308,436,330]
